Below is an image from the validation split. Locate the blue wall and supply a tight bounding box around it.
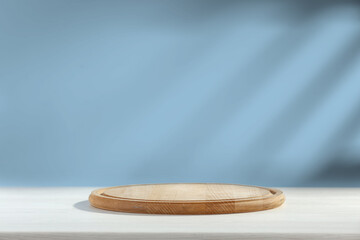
[1,0,360,186]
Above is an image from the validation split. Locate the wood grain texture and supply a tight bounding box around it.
[1,188,360,240]
[89,183,285,214]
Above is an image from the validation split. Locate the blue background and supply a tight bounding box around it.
[1,0,360,186]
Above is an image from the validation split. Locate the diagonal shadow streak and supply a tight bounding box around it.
[135,16,321,178]
[235,31,360,177]
[300,100,360,186]
[309,77,360,178]
[328,101,360,163]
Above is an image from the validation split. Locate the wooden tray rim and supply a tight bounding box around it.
[90,183,283,204]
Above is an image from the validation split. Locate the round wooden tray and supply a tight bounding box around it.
[89,183,285,215]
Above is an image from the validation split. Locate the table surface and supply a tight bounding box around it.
[0,187,359,240]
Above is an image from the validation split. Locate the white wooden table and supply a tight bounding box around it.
[0,187,359,240]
